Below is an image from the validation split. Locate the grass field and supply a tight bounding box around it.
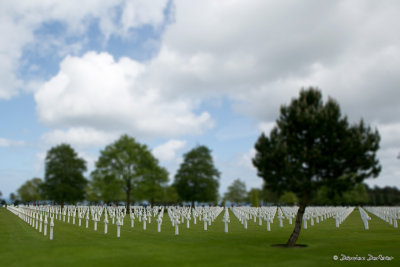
[0,207,399,267]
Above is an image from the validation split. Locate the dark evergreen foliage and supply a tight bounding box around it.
[43,144,87,206]
[252,88,381,246]
[366,184,400,205]
[173,145,220,205]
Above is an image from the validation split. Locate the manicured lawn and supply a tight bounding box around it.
[0,207,398,266]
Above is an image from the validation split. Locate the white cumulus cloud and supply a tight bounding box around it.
[121,0,168,34]
[0,0,169,99]
[41,127,119,149]
[258,122,275,135]
[238,148,256,170]
[152,139,187,162]
[35,52,214,140]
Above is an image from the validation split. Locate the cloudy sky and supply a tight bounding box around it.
[1,0,400,198]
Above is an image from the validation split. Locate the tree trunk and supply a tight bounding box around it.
[126,190,130,211]
[286,203,306,247]
[125,179,132,211]
[191,200,195,207]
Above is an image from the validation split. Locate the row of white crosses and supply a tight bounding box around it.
[262,207,277,230]
[166,206,224,235]
[20,204,225,237]
[359,207,371,230]
[231,207,278,231]
[129,206,163,233]
[307,206,354,229]
[115,207,126,237]
[280,206,298,225]
[297,207,352,229]
[167,206,182,235]
[364,206,400,228]
[13,204,225,240]
[332,207,354,228]
[156,207,164,232]
[7,205,55,240]
[8,204,380,240]
[301,207,331,229]
[167,206,193,235]
[231,206,356,231]
[222,207,230,232]
[39,205,127,237]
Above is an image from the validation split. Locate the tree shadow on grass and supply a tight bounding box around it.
[271,244,308,248]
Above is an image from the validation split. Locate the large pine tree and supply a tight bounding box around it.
[253,88,381,247]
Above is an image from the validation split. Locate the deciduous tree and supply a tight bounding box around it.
[17,177,43,203]
[88,173,124,204]
[223,179,247,204]
[92,135,162,209]
[279,191,298,205]
[138,161,169,206]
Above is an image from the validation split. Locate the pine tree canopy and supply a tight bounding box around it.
[252,88,381,204]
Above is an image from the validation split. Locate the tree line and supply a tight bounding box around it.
[221,179,400,206]
[12,173,400,207]
[7,136,220,208]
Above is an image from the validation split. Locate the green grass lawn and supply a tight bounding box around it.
[0,207,399,267]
